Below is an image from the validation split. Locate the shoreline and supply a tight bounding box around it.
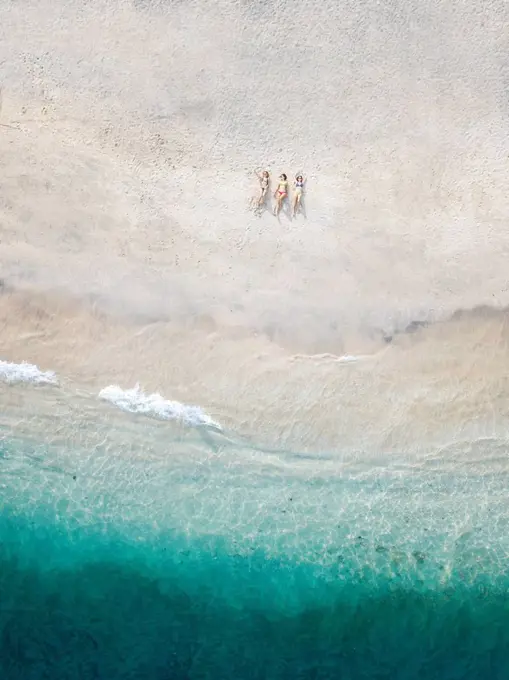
[2,284,509,455]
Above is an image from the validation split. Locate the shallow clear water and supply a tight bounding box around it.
[2,387,509,678]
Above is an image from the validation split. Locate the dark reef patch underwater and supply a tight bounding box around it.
[2,432,509,680]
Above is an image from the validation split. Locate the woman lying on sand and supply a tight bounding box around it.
[253,168,270,210]
[273,173,288,216]
[292,173,306,217]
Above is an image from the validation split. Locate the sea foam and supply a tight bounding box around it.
[290,353,368,363]
[98,384,221,429]
[0,360,58,385]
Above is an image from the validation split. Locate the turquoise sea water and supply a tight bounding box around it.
[2,401,509,679]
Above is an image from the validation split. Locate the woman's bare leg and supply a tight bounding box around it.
[294,194,302,216]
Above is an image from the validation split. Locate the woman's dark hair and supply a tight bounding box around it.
[281,173,287,180]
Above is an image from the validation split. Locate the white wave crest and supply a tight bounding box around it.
[0,360,58,385]
[290,353,367,363]
[98,384,222,430]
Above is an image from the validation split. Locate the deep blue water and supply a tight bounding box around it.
[2,434,509,679]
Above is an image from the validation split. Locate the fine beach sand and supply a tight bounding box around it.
[2,0,509,454]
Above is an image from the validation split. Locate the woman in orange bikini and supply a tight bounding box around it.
[273,173,288,216]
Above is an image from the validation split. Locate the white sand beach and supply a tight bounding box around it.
[2,0,509,453]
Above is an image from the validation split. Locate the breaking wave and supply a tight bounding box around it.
[98,383,221,430]
[0,359,58,386]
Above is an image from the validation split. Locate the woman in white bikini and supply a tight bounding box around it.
[273,173,288,216]
[253,168,270,210]
[292,173,306,217]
